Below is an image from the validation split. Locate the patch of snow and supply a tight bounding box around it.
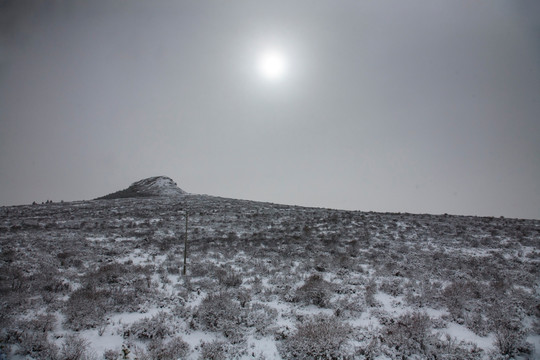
[527,334,540,358]
[109,308,163,326]
[183,330,218,359]
[78,328,125,357]
[375,293,408,316]
[114,237,138,242]
[424,307,448,318]
[444,322,494,351]
[244,336,282,359]
[86,236,107,242]
[348,311,381,329]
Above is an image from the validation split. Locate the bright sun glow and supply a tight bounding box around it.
[257,49,287,81]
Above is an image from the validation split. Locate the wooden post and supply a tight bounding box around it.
[183,211,188,275]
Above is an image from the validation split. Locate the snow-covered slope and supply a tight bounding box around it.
[1,195,539,359]
[97,176,187,199]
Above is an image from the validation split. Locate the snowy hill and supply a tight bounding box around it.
[97,176,187,199]
[0,195,539,359]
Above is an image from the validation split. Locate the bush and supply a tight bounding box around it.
[236,289,251,307]
[332,295,365,317]
[379,278,403,297]
[146,337,190,359]
[217,269,243,288]
[58,334,94,360]
[432,334,484,360]
[382,311,432,356]
[464,311,489,337]
[21,313,56,333]
[64,285,107,330]
[223,325,245,345]
[246,303,278,336]
[103,349,118,360]
[295,274,334,308]
[125,312,171,340]
[199,340,230,360]
[67,263,152,321]
[365,279,378,307]
[194,291,244,332]
[494,320,528,357]
[15,331,58,359]
[404,278,443,308]
[279,314,352,360]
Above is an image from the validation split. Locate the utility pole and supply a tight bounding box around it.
[183,211,188,275]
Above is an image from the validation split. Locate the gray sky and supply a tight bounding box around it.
[1,0,539,219]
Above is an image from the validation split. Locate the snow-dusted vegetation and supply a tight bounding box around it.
[1,194,539,359]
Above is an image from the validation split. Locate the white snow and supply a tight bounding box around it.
[444,322,494,351]
[244,336,282,359]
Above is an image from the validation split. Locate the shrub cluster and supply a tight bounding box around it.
[125,312,172,340]
[13,333,94,360]
[279,314,352,360]
[295,274,334,308]
[64,285,108,330]
[382,311,432,356]
[194,291,245,334]
[129,337,189,360]
[199,340,230,360]
[245,303,278,336]
[493,319,530,358]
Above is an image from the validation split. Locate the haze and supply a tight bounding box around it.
[1,0,539,219]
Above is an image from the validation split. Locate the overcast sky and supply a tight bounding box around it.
[1,0,539,219]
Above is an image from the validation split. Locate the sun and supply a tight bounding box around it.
[257,48,287,81]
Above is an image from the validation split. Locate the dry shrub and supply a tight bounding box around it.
[64,285,108,330]
[432,334,484,360]
[295,274,334,308]
[20,313,56,333]
[332,294,365,317]
[464,311,489,337]
[125,312,171,340]
[246,303,278,336]
[103,349,118,360]
[58,334,94,360]
[15,331,58,359]
[280,314,352,360]
[194,291,244,332]
[216,268,243,288]
[86,262,152,287]
[142,337,190,359]
[382,311,432,356]
[221,272,243,287]
[379,278,403,297]
[199,340,230,360]
[364,279,378,307]
[493,320,530,358]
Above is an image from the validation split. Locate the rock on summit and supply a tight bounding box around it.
[97,176,187,199]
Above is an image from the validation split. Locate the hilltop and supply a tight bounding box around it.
[0,189,539,359]
[96,176,187,200]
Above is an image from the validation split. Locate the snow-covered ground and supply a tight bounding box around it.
[1,195,539,359]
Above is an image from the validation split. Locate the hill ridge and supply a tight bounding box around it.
[96,176,187,200]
